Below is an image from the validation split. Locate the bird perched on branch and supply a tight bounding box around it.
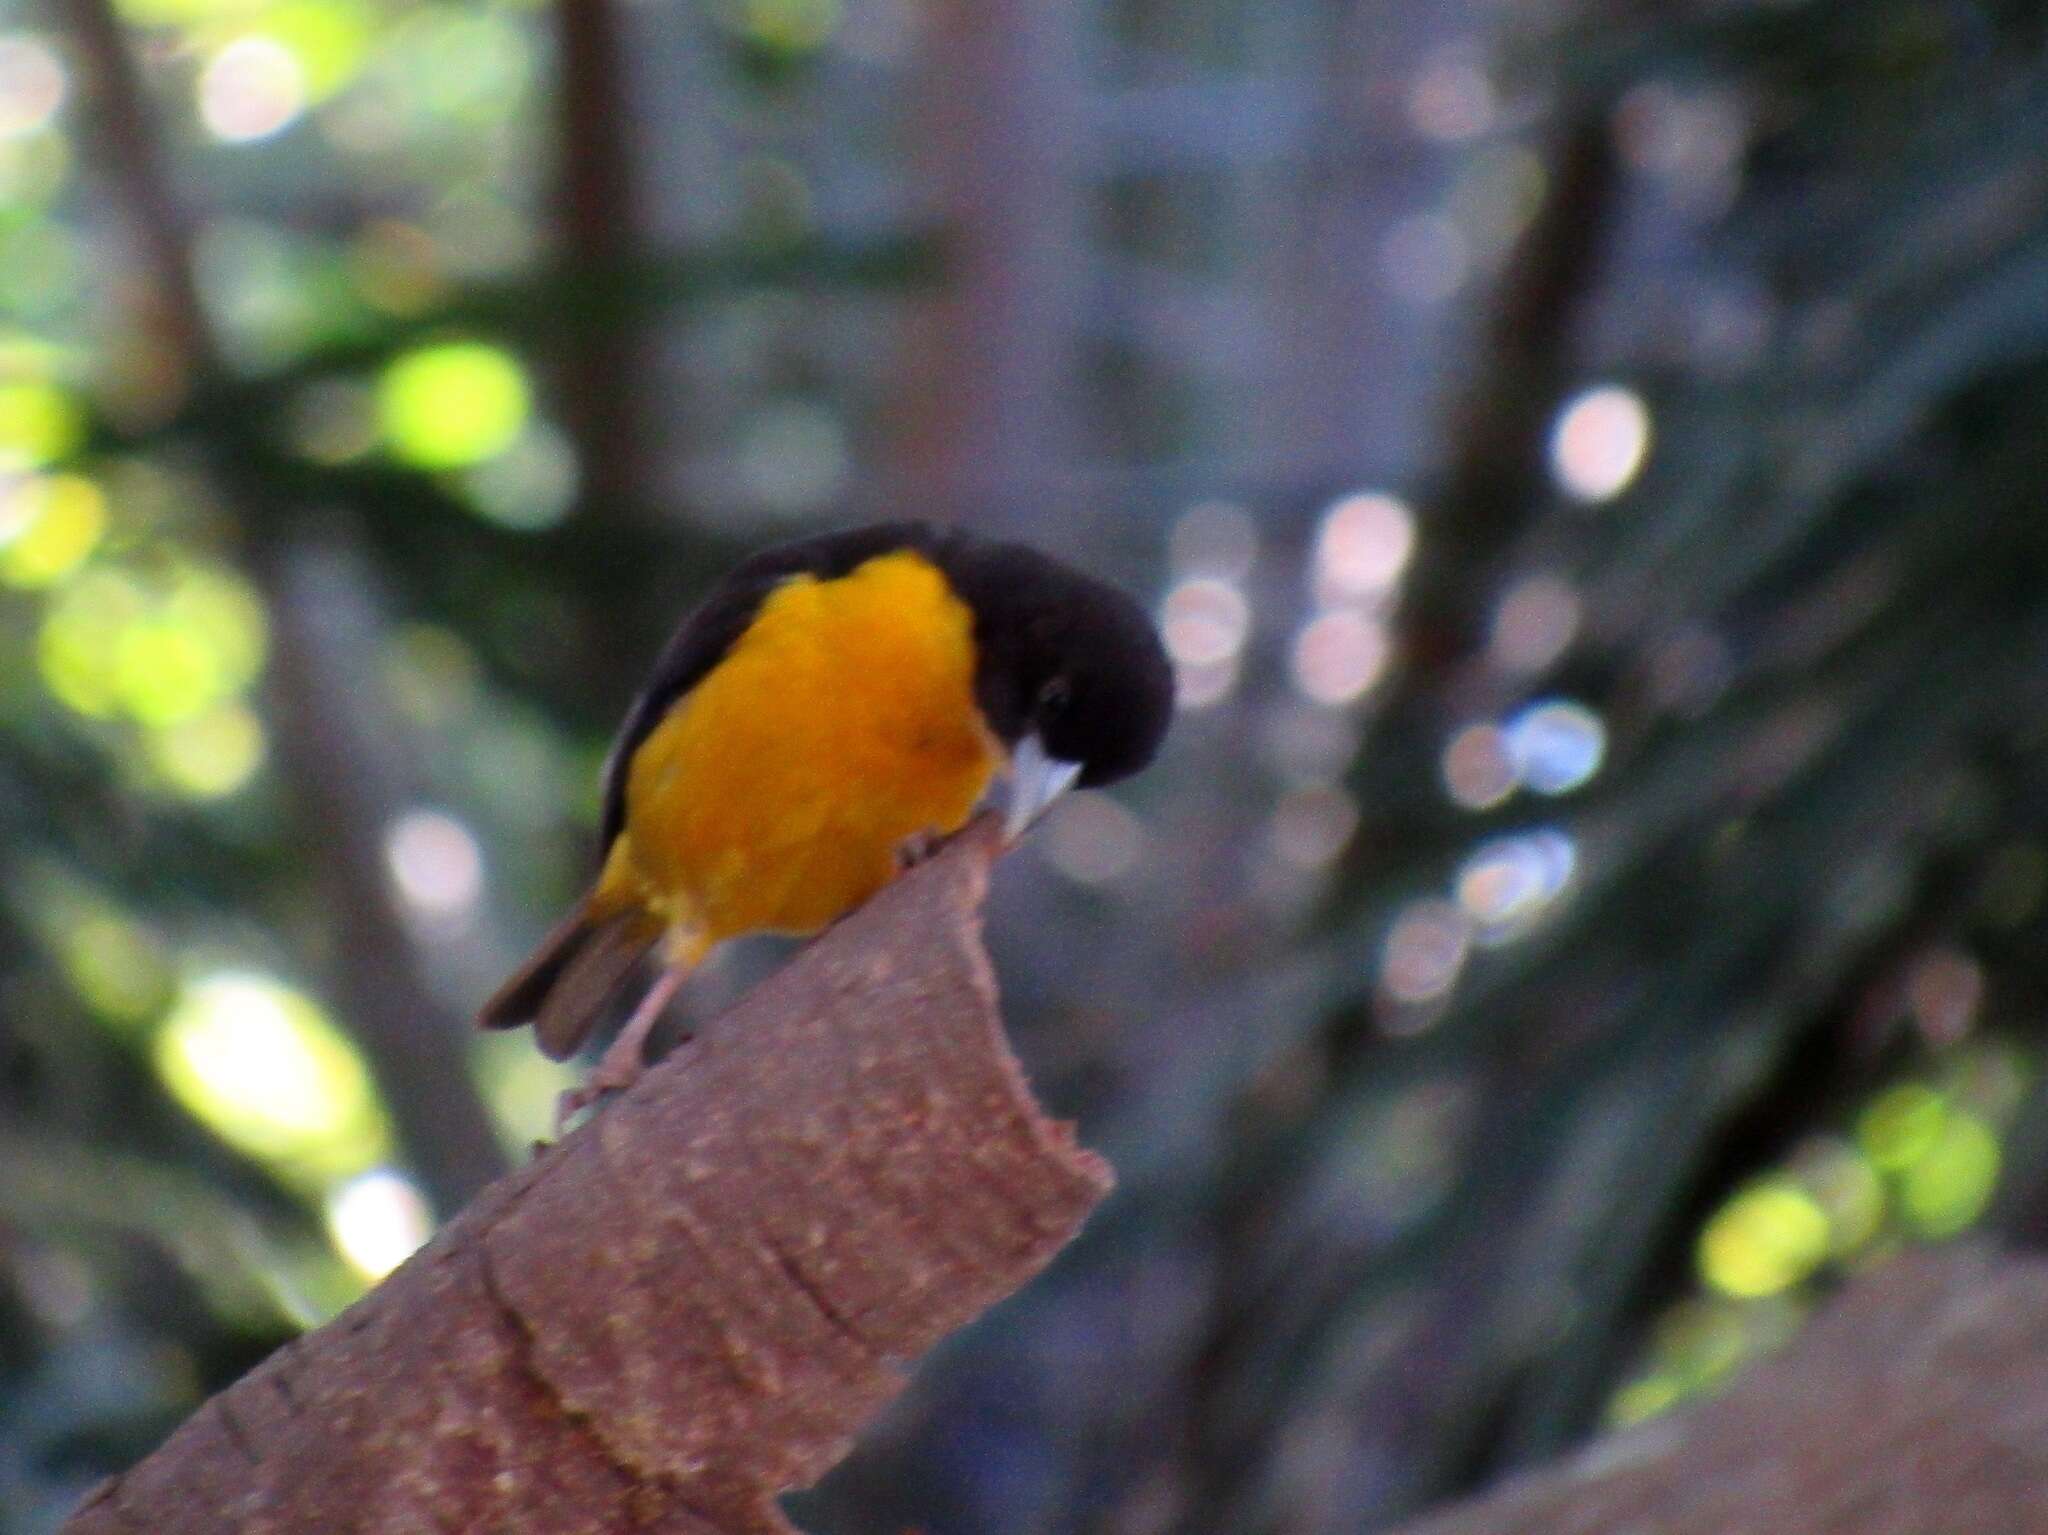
[477,521,1174,1124]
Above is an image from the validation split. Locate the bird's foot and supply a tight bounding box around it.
[895,828,950,871]
[551,1049,646,1135]
[550,963,692,1136]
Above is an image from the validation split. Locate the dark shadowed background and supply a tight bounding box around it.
[8,0,2048,1530]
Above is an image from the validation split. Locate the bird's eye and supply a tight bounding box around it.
[1037,676,1072,715]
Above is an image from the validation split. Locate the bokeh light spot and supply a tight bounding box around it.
[154,973,386,1181]
[115,618,217,724]
[392,10,532,124]
[1314,492,1415,602]
[1407,48,1493,142]
[325,1169,433,1281]
[1174,658,1238,711]
[385,809,485,918]
[58,908,172,1026]
[1858,1084,1947,1171]
[1615,82,1747,214]
[148,702,267,799]
[0,380,83,470]
[1452,146,1548,261]
[1291,610,1391,705]
[1505,699,1607,795]
[1456,829,1575,942]
[1698,1180,1830,1298]
[264,0,373,100]
[38,568,148,716]
[0,473,105,587]
[463,422,578,530]
[1797,1138,1886,1256]
[1550,385,1652,502]
[1441,722,1518,810]
[1381,899,1473,1008]
[199,37,308,144]
[44,562,271,729]
[1489,573,1581,675]
[1900,1112,1999,1239]
[1040,793,1144,886]
[165,564,268,691]
[1160,577,1250,668]
[378,342,531,469]
[0,36,66,140]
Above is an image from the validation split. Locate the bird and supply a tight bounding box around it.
[476,520,1175,1124]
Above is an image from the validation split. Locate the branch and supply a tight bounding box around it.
[1391,1246,2048,1535]
[62,821,1112,1534]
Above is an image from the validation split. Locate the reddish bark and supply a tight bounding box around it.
[66,820,1110,1534]
[1397,1246,2048,1535]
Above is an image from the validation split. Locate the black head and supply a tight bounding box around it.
[940,534,1175,787]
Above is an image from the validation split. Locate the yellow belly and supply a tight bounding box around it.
[594,549,1000,949]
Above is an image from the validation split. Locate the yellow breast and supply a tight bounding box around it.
[595,549,1001,946]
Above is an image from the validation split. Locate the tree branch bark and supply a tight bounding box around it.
[1390,1245,2048,1535]
[62,820,1111,1534]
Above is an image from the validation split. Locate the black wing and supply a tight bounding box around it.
[596,520,951,853]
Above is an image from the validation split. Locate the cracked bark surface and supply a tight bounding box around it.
[1393,1245,2048,1535]
[64,818,1110,1535]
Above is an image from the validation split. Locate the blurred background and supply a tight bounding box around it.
[8,0,2048,1529]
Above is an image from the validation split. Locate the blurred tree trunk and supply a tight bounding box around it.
[255,532,511,1212]
[553,0,650,519]
[884,0,1086,530]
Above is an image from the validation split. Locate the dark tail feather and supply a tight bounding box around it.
[476,902,659,1061]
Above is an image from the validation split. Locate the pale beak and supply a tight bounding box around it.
[1005,733,1083,842]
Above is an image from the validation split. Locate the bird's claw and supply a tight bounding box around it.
[895,829,946,870]
[552,1057,643,1136]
